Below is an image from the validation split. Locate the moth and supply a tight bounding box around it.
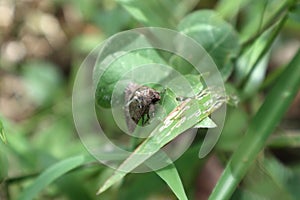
[124,82,161,132]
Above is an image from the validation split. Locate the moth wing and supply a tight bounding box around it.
[124,82,140,133]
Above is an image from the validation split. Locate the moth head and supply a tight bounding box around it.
[149,90,160,103]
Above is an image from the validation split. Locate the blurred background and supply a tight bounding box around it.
[0,0,300,199]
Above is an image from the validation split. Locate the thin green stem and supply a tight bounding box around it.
[240,0,292,50]
[268,132,300,148]
[6,161,99,185]
[239,14,288,88]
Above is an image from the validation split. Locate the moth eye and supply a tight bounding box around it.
[138,105,142,109]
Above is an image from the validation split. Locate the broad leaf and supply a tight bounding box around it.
[178,10,240,80]
[95,49,168,108]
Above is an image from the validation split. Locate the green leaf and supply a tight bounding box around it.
[95,49,168,108]
[216,106,248,151]
[193,117,217,128]
[125,150,188,199]
[238,0,271,42]
[97,87,227,194]
[169,54,196,76]
[158,75,204,118]
[18,155,95,200]
[236,17,285,85]
[116,0,200,28]
[0,141,8,181]
[289,3,300,23]
[158,88,179,116]
[178,10,240,80]
[241,53,269,99]
[239,0,288,43]
[216,0,251,19]
[238,156,294,199]
[0,120,6,144]
[268,131,300,148]
[71,34,105,54]
[184,74,205,95]
[262,157,293,196]
[209,50,300,200]
[155,163,188,200]
[93,4,132,36]
[5,127,37,170]
[23,61,63,105]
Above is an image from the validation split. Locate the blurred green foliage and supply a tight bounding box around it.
[0,0,299,199]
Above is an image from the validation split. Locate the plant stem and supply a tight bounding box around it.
[268,132,300,148]
[209,49,300,200]
[241,0,294,50]
[239,14,288,88]
[6,161,98,184]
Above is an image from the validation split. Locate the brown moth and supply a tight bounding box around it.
[124,82,161,132]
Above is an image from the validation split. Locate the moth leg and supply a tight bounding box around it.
[146,113,150,124]
[141,115,145,125]
[141,113,150,125]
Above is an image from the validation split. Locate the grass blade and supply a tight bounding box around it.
[209,49,300,200]
[97,88,227,195]
[268,132,300,148]
[155,163,188,200]
[0,120,6,144]
[18,155,95,200]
